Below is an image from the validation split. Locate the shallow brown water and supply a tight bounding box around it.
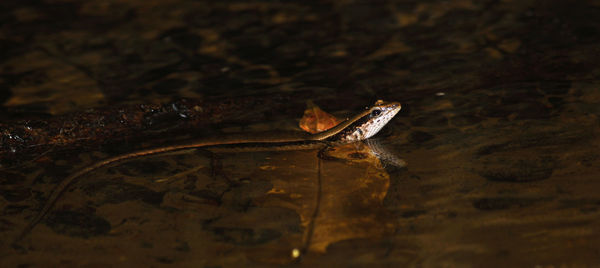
[1,0,600,267]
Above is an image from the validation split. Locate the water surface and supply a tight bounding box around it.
[1,0,600,266]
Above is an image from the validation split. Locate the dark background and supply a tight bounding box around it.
[1,0,600,266]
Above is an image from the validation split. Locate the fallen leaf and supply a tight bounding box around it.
[299,100,342,134]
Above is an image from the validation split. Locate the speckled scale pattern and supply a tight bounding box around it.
[340,102,401,142]
[2,0,600,267]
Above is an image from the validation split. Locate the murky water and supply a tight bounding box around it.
[2,0,600,267]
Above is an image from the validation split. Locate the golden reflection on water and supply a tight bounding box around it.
[3,141,401,266]
[255,142,395,254]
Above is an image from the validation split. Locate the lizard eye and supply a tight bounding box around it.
[371,109,381,117]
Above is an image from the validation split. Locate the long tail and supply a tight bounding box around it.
[11,139,245,247]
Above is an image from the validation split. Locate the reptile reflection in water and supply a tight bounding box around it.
[257,140,404,258]
[13,100,402,246]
